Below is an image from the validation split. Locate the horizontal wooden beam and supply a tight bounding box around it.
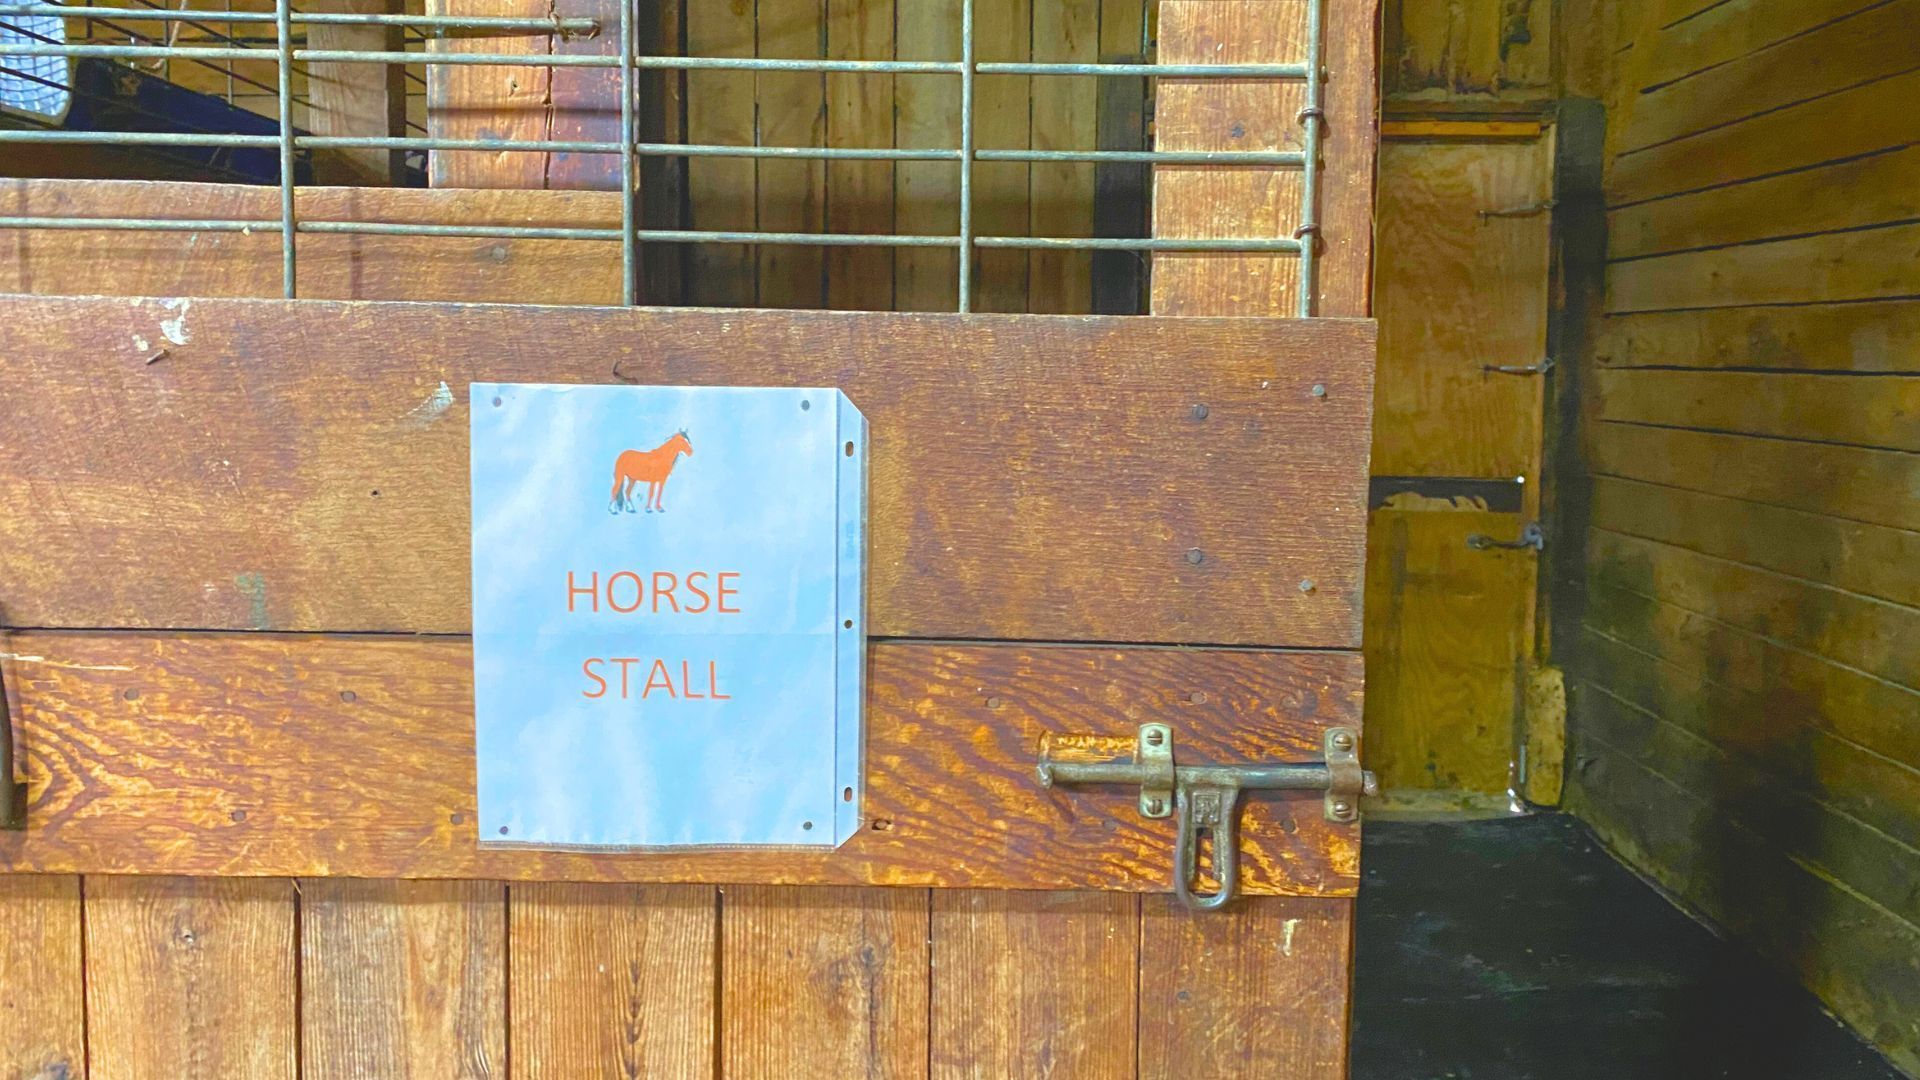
[0,297,1374,647]
[0,634,1361,895]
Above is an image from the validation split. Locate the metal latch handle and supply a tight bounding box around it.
[1037,724,1376,909]
[1,657,22,829]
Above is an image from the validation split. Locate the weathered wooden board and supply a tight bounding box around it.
[1608,68,1918,205]
[85,876,297,1078]
[1597,369,1920,452]
[0,297,1374,646]
[973,0,1035,314]
[1616,0,1884,95]
[424,0,551,189]
[1383,0,1553,103]
[304,0,407,186]
[722,886,929,1075]
[929,890,1137,1076]
[1608,223,1920,314]
[509,883,715,1077]
[683,0,758,308]
[1592,475,1920,608]
[1591,423,1920,532]
[301,879,506,1080]
[1027,0,1099,315]
[0,180,626,305]
[1136,893,1351,1075]
[825,0,898,312]
[893,0,963,312]
[1608,144,1920,260]
[0,636,1362,894]
[0,875,84,1080]
[1594,301,1920,373]
[755,0,829,310]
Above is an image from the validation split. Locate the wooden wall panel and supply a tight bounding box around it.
[424,0,550,189]
[1569,3,1920,1072]
[721,886,928,1075]
[683,0,759,307]
[0,876,84,1080]
[930,891,1137,1078]
[301,880,506,1080]
[84,877,295,1080]
[826,0,898,311]
[1382,0,1553,105]
[509,883,715,1078]
[304,0,407,186]
[971,0,1034,313]
[755,0,829,310]
[893,0,963,312]
[1026,0,1099,314]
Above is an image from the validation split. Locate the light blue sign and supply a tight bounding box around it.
[470,384,866,848]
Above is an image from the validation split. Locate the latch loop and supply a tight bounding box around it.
[1037,724,1376,909]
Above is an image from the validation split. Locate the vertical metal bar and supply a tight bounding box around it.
[1294,0,1324,318]
[274,0,296,298]
[956,0,974,313]
[619,0,636,305]
[0,657,20,830]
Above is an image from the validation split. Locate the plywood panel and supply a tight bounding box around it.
[85,876,295,1080]
[0,876,84,1080]
[0,636,1362,894]
[0,298,1374,647]
[509,883,714,1078]
[1372,137,1552,477]
[1597,369,1920,452]
[301,879,506,1080]
[721,886,927,1075]
[930,891,1136,1077]
[1364,505,1532,795]
[1591,423,1920,532]
[1595,301,1920,373]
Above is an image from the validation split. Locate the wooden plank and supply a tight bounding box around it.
[972,0,1034,313]
[1319,0,1381,317]
[1595,301,1920,372]
[1372,137,1552,477]
[1580,631,1920,857]
[1588,529,1919,689]
[1617,0,1887,93]
[1150,0,1307,316]
[1608,143,1920,260]
[893,0,963,312]
[1383,0,1552,102]
[1364,504,1534,796]
[509,883,714,1078]
[1380,119,1544,139]
[0,876,84,1080]
[1608,222,1920,314]
[304,0,407,186]
[1027,0,1099,314]
[929,891,1136,1077]
[0,298,1373,646]
[755,0,828,309]
[0,180,626,305]
[425,0,550,189]
[300,879,505,1080]
[1591,475,1920,608]
[721,886,927,1075]
[1617,0,1920,155]
[684,0,758,306]
[85,876,296,1079]
[1091,0,1150,315]
[1568,735,1920,1079]
[1583,576,1920,768]
[1608,68,1918,205]
[1590,423,1920,532]
[543,0,622,192]
[1597,369,1920,452]
[1136,894,1351,1076]
[825,0,897,311]
[636,0,687,305]
[0,636,1362,893]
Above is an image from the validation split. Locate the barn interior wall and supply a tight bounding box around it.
[1554,1,1920,1072]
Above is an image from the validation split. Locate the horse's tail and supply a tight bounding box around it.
[609,455,627,506]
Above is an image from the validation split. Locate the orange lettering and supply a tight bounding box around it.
[581,657,608,698]
[683,572,712,613]
[652,571,681,613]
[566,571,598,613]
[717,572,741,614]
[607,571,644,613]
[643,658,676,699]
[681,660,705,699]
[708,660,730,700]
[611,657,640,697]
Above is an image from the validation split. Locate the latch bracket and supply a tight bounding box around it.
[1037,725,1376,909]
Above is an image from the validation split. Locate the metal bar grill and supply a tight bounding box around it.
[0,0,1326,316]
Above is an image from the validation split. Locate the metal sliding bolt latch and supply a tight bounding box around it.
[1036,724,1376,910]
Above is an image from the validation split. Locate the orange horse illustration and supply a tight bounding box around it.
[609,430,693,514]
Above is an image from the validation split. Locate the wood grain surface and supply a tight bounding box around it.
[0,635,1362,894]
[301,879,506,1080]
[0,875,84,1080]
[509,883,715,1078]
[0,296,1374,647]
[84,876,297,1079]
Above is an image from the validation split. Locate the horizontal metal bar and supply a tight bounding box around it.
[1042,761,1332,790]
[0,129,279,148]
[0,216,1301,255]
[0,4,600,34]
[976,149,1305,165]
[977,61,1309,78]
[0,42,269,61]
[975,236,1304,252]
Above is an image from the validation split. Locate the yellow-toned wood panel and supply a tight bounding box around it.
[1027,0,1099,314]
[1617,0,1885,93]
[1373,137,1552,477]
[0,876,83,1080]
[894,0,962,311]
[1596,301,1920,373]
[1384,0,1552,102]
[756,0,828,309]
[1596,369,1920,452]
[1364,504,1534,797]
[1608,223,1920,314]
[971,0,1033,313]
[826,0,897,311]
[684,0,758,307]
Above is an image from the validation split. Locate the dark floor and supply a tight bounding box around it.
[1353,814,1907,1080]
